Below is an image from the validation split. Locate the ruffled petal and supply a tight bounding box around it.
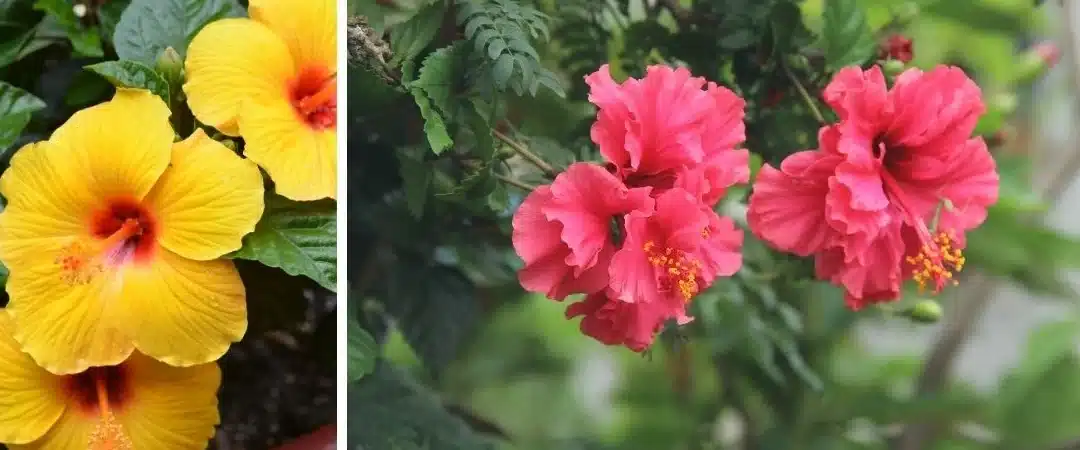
[249,0,336,73]
[118,353,220,449]
[144,130,265,260]
[238,96,337,201]
[115,250,246,367]
[0,312,66,444]
[184,18,295,136]
[747,150,841,256]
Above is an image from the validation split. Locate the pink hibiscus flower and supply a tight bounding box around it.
[609,188,743,318]
[585,64,749,206]
[748,65,998,310]
[512,162,654,300]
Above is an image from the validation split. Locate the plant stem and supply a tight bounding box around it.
[494,173,536,191]
[782,62,827,125]
[492,129,557,178]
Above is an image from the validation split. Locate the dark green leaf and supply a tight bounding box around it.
[414,44,461,118]
[389,0,447,66]
[347,316,378,382]
[347,364,496,450]
[84,60,170,104]
[821,0,876,71]
[0,81,45,155]
[385,260,478,372]
[492,55,514,89]
[113,0,244,65]
[232,195,337,292]
[235,259,312,334]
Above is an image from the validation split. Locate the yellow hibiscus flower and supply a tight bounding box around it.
[0,311,221,450]
[0,89,265,375]
[184,0,337,201]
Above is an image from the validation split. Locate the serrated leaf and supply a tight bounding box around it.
[390,0,447,66]
[492,55,514,89]
[821,0,876,71]
[415,44,461,117]
[347,365,496,450]
[348,317,378,382]
[232,195,337,292]
[411,91,453,154]
[84,60,170,104]
[384,260,478,372]
[0,81,45,155]
[113,0,244,65]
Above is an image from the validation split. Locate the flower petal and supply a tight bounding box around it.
[184,18,295,136]
[747,150,841,256]
[6,408,95,450]
[115,250,247,367]
[0,311,65,444]
[144,129,265,261]
[118,353,220,449]
[47,89,172,202]
[238,97,337,201]
[249,0,336,72]
[3,242,133,374]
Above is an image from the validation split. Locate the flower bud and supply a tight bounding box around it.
[155,47,184,90]
[903,299,942,323]
[882,59,906,78]
[1013,41,1059,84]
[879,34,913,63]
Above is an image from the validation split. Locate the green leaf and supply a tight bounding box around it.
[348,316,378,382]
[414,44,461,118]
[113,0,244,65]
[0,81,45,155]
[389,0,447,66]
[84,60,170,104]
[232,195,337,292]
[347,364,496,450]
[411,91,454,154]
[33,0,104,57]
[821,0,876,71]
[384,259,479,372]
[235,259,312,335]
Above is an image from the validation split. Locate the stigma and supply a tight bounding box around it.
[905,230,965,294]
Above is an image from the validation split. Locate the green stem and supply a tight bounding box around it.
[492,129,557,178]
[494,173,536,191]
[782,62,827,125]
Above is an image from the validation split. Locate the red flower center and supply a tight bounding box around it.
[89,197,158,265]
[65,365,130,415]
[65,365,134,449]
[643,240,703,301]
[289,65,337,130]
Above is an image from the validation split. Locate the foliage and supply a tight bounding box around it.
[0,0,335,447]
[350,0,1080,449]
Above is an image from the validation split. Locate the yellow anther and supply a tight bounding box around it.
[642,240,702,301]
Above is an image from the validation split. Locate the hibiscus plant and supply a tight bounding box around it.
[0,0,336,448]
[350,0,1080,449]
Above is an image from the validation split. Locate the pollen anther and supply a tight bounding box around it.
[643,240,703,301]
[905,230,965,294]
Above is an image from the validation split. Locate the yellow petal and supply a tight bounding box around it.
[0,141,98,264]
[249,0,336,73]
[0,311,66,444]
[4,241,134,375]
[6,409,95,450]
[115,250,247,367]
[117,353,221,449]
[47,89,172,201]
[184,18,295,136]
[144,129,265,261]
[239,98,337,201]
